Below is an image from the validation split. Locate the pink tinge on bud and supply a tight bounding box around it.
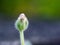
[18,13,26,20]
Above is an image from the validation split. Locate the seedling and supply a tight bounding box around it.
[15,13,29,45]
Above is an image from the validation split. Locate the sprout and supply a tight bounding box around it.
[15,13,29,45]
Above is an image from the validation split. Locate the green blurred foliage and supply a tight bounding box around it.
[0,0,60,20]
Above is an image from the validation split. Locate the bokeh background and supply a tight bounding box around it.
[0,0,60,45]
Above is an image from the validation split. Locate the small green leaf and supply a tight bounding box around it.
[17,21,24,31]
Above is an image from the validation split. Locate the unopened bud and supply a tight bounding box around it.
[15,13,29,31]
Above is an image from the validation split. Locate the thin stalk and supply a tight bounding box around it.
[20,31,25,45]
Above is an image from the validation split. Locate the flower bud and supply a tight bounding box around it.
[15,13,29,31]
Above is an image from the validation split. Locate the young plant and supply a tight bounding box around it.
[15,13,29,45]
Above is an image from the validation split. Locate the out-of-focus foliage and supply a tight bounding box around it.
[0,0,60,20]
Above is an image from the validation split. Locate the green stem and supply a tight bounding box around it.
[20,31,25,45]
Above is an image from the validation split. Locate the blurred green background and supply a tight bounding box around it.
[0,0,60,20]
